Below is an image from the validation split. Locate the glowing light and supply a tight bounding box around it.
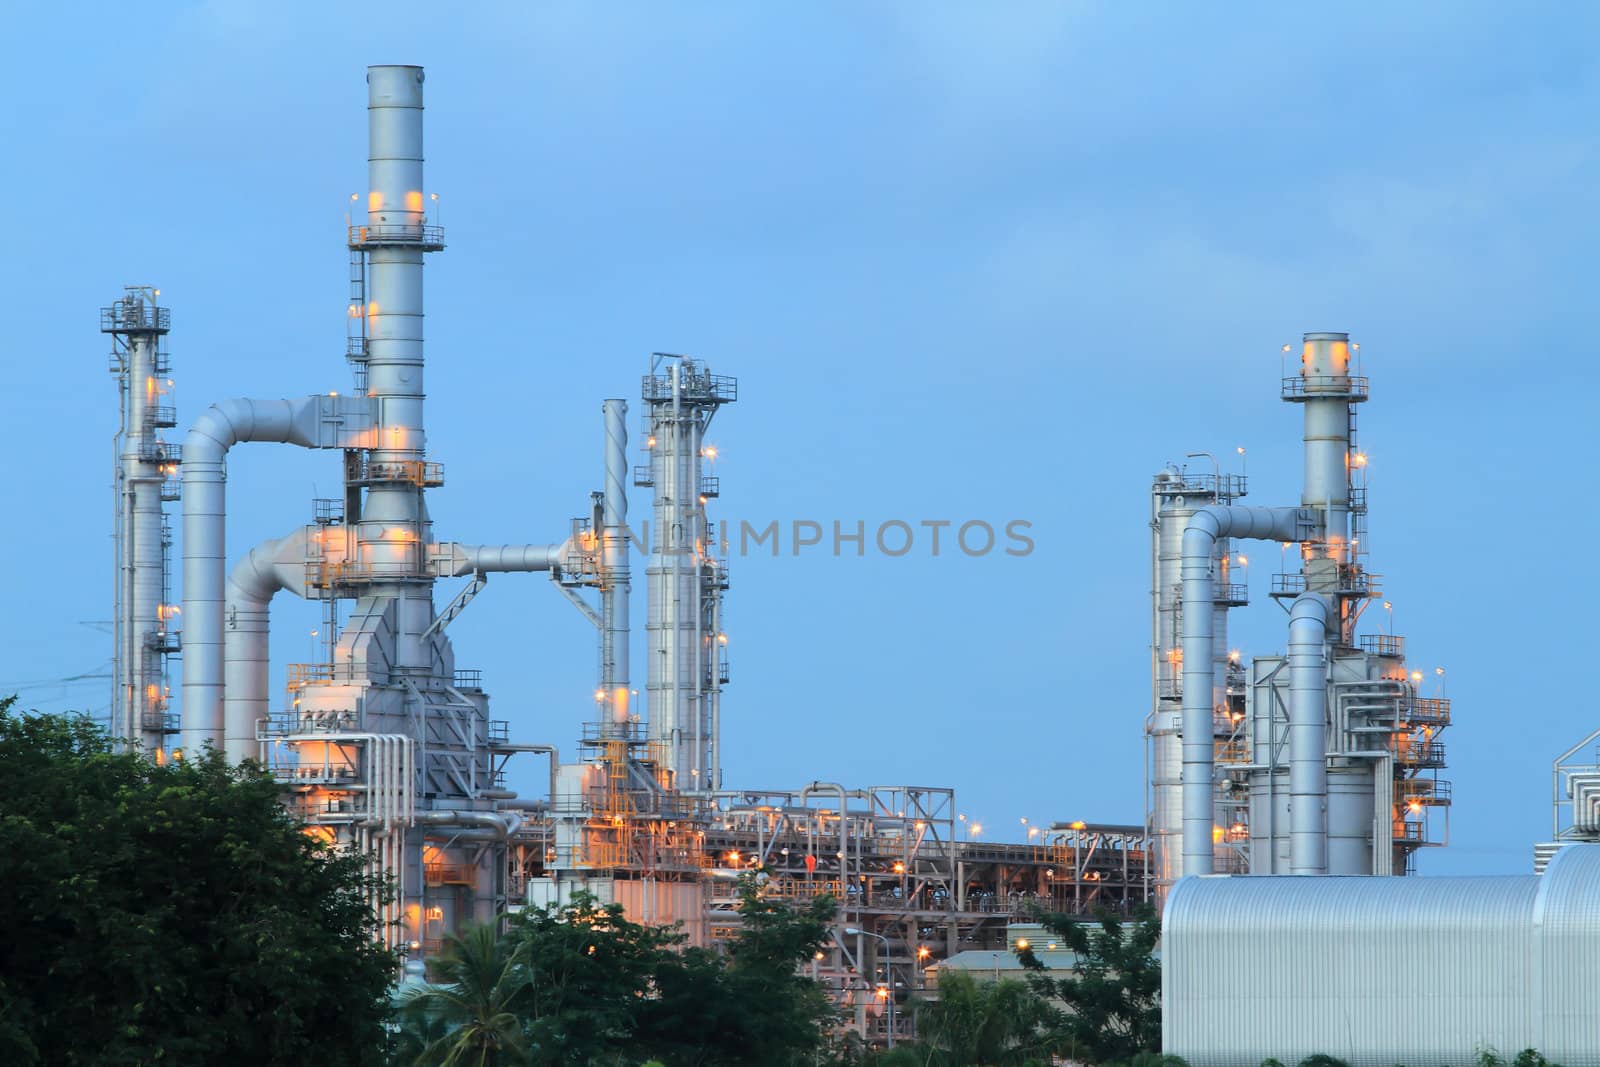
[1015,938,1029,951]
[1411,671,1424,683]
[404,190,424,213]
[1069,820,1086,831]
[726,851,739,864]
[594,689,605,702]
[702,446,717,459]
[917,946,931,960]
[893,862,905,873]
[646,436,657,448]
[717,633,728,645]
[368,191,383,212]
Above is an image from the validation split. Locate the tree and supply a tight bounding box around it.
[398,923,532,1066]
[913,969,1050,1066]
[502,891,685,1065]
[642,875,839,1066]
[400,877,840,1067]
[0,700,397,1066]
[1017,905,1162,1065]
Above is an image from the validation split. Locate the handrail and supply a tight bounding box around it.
[1281,375,1370,400]
[347,223,445,248]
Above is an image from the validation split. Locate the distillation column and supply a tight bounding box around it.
[1148,465,1247,892]
[104,289,179,754]
[600,399,631,736]
[638,356,735,791]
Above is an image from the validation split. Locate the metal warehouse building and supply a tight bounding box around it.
[1163,843,1600,1067]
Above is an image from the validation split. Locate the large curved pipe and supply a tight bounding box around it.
[415,809,523,838]
[181,397,321,754]
[223,527,313,764]
[1288,593,1333,875]
[1181,505,1314,875]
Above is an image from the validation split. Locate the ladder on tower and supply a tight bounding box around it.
[347,248,368,395]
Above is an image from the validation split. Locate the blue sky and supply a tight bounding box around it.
[2,3,1594,874]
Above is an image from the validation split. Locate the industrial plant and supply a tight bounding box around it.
[96,64,1598,1060]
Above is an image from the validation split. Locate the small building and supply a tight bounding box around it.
[1162,844,1600,1067]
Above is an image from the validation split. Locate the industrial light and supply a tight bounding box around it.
[1015,938,1029,950]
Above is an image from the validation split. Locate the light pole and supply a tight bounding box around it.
[844,927,895,1048]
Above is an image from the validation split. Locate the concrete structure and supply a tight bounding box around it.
[1163,844,1600,1067]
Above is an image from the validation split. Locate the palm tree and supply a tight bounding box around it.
[914,970,1049,1066]
[398,924,532,1067]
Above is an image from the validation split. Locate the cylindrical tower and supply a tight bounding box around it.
[601,399,631,733]
[1148,463,1246,894]
[104,288,178,755]
[1289,333,1361,614]
[353,64,441,668]
[638,355,735,790]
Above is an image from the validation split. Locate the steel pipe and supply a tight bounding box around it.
[222,528,313,764]
[1181,505,1314,875]
[1288,593,1333,875]
[602,399,631,730]
[181,396,321,754]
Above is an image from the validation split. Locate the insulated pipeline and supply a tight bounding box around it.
[1180,505,1316,875]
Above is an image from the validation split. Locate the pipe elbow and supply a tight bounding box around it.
[183,397,318,470]
[227,529,311,607]
[1288,592,1334,633]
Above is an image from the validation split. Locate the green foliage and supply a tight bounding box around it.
[504,891,684,1064]
[0,699,398,1066]
[397,875,839,1067]
[912,970,1051,1066]
[1511,1052,1557,1067]
[1297,1056,1348,1067]
[1476,1049,1562,1067]
[399,923,532,1066]
[1016,904,1162,1065]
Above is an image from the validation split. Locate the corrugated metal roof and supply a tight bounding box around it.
[1163,843,1600,1067]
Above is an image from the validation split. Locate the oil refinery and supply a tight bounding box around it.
[90,64,1598,1059]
